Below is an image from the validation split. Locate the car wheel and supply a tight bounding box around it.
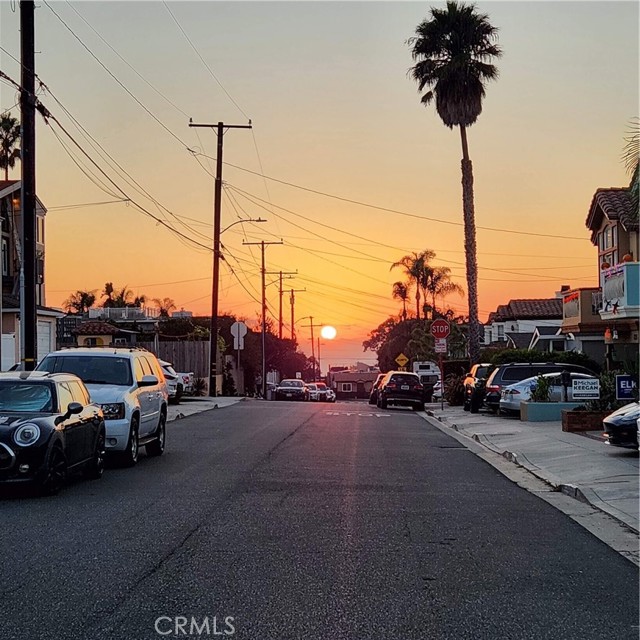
[380,397,387,409]
[175,384,183,404]
[39,445,67,496]
[146,412,166,457]
[120,418,139,467]
[463,397,470,411]
[86,429,106,480]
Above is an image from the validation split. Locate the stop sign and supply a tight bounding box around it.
[430,319,450,338]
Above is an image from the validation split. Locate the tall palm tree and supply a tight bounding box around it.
[153,297,177,318]
[0,113,21,181]
[392,282,410,321]
[408,1,502,363]
[391,249,436,319]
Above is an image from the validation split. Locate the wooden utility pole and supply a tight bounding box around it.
[289,288,306,341]
[265,270,296,339]
[20,0,37,370]
[243,240,283,399]
[188,120,251,396]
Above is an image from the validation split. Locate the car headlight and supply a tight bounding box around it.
[14,424,41,447]
[100,403,125,420]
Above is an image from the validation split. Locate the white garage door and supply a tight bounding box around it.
[37,321,52,363]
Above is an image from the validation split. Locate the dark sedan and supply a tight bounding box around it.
[275,379,309,401]
[0,372,106,495]
[376,371,424,411]
[603,401,640,449]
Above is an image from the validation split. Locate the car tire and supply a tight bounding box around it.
[380,397,387,409]
[39,444,67,496]
[175,384,183,404]
[146,412,166,457]
[120,417,139,467]
[86,429,106,480]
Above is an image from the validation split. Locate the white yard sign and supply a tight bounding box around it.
[572,378,600,399]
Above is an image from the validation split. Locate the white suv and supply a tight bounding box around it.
[37,347,168,466]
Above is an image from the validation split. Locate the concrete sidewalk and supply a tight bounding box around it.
[423,404,639,534]
[167,395,245,422]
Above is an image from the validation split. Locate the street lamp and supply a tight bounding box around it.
[209,217,266,397]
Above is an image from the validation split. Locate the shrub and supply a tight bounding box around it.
[443,373,465,406]
[530,375,551,402]
[584,370,630,412]
[192,376,207,397]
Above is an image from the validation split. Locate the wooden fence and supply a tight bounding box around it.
[138,341,210,378]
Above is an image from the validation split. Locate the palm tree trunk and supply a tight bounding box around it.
[415,290,421,320]
[459,125,480,364]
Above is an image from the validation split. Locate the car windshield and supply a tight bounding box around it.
[280,380,303,388]
[390,375,419,385]
[0,382,54,412]
[307,384,317,391]
[38,355,133,386]
[316,383,327,390]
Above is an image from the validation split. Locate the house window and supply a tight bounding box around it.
[497,325,505,339]
[1,238,8,276]
[341,383,353,393]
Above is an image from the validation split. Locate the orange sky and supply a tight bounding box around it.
[1,1,637,366]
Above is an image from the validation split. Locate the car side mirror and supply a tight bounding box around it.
[138,375,159,388]
[54,401,84,425]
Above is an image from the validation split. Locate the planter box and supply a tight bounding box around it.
[561,409,608,432]
[520,401,583,422]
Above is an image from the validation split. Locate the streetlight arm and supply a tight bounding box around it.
[221,217,266,234]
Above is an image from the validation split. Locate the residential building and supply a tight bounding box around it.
[0,180,63,369]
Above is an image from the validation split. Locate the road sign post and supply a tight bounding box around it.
[430,321,449,409]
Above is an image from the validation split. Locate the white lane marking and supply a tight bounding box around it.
[324,412,391,417]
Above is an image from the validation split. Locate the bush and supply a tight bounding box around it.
[529,375,551,402]
[443,373,465,406]
[584,370,630,412]
[192,377,207,397]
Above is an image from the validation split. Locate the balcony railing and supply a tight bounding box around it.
[599,261,640,320]
[88,306,160,321]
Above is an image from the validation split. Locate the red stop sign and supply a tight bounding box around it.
[430,319,450,338]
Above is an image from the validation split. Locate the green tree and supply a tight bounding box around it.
[63,289,97,314]
[392,281,410,321]
[408,1,502,364]
[0,112,20,181]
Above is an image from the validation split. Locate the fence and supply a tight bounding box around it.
[138,341,210,378]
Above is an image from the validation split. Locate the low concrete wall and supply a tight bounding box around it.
[520,401,583,422]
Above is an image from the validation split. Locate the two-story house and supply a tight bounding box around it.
[483,294,567,351]
[0,180,63,369]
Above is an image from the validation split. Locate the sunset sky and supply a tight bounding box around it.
[1,1,638,367]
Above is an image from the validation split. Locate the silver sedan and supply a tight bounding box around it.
[499,372,597,414]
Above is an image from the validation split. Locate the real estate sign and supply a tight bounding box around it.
[572,378,600,400]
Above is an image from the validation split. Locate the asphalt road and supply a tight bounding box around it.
[1,400,638,640]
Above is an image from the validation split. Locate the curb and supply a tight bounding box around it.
[425,410,639,535]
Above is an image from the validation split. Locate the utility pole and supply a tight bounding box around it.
[243,240,283,399]
[20,0,37,371]
[300,317,318,380]
[265,270,296,339]
[289,288,306,341]
[189,120,251,396]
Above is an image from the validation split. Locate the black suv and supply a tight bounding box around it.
[484,362,596,413]
[368,373,386,405]
[376,371,424,411]
[463,363,494,413]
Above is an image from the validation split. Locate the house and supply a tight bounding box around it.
[328,369,380,400]
[483,294,566,350]
[561,187,639,370]
[0,180,63,369]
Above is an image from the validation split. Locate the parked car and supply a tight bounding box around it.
[483,362,596,413]
[499,372,598,414]
[376,371,424,411]
[0,371,105,495]
[274,379,309,401]
[368,373,386,405]
[432,380,443,401]
[307,383,320,401]
[178,371,195,396]
[462,363,494,412]
[36,347,168,466]
[602,401,640,449]
[159,359,183,405]
[326,387,336,403]
[309,382,331,402]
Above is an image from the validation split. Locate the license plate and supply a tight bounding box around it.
[401,385,409,390]
[285,393,292,397]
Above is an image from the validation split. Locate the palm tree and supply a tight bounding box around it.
[622,117,639,213]
[392,282,410,321]
[424,266,464,317]
[391,249,436,319]
[408,1,502,363]
[63,289,97,314]
[153,297,177,318]
[0,113,21,181]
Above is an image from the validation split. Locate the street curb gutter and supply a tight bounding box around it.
[424,410,639,536]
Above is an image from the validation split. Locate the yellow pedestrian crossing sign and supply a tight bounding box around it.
[395,353,409,368]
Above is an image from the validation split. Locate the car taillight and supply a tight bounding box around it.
[386,383,397,389]
[511,390,520,395]
[486,385,500,392]
[414,384,423,390]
